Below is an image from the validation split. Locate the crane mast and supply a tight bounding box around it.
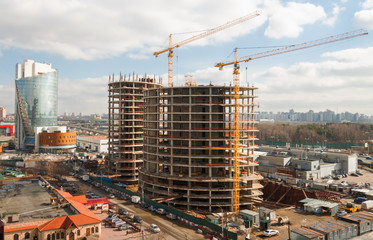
[216,29,368,213]
[154,12,260,87]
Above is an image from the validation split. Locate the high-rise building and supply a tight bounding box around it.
[139,86,263,212]
[107,75,161,183]
[15,60,58,150]
[0,107,6,119]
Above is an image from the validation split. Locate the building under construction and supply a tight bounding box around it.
[138,86,263,212]
[108,75,161,183]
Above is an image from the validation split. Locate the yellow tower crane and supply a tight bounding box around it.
[153,11,260,87]
[215,29,368,213]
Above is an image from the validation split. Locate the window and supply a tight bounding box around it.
[52,233,55,240]
[13,234,19,240]
[56,233,60,239]
[47,235,51,240]
[25,232,30,239]
[77,230,80,236]
[95,226,98,233]
[91,227,94,233]
[61,233,64,238]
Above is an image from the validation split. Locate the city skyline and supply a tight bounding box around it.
[0,1,372,115]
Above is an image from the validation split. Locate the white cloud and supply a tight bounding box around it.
[174,47,373,115]
[322,4,344,26]
[362,0,373,9]
[0,0,331,60]
[0,0,265,60]
[355,0,373,29]
[264,2,326,39]
[252,47,373,114]
[58,76,108,114]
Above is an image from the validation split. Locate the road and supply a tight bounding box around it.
[67,176,205,240]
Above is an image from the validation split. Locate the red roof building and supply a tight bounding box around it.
[3,178,102,240]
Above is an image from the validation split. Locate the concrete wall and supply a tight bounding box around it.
[293,159,319,171]
[319,163,340,177]
[259,155,291,167]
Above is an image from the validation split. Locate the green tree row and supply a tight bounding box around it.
[258,122,373,144]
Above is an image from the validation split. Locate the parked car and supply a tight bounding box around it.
[114,220,126,228]
[354,197,368,204]
[118,224,131,231]
[150,206,157,212]
[119,208,128,215]
[150,224,160,233]
[109,203,116,209]
[356,172,363,176]
[127,213,135,220]
[142,202,150,208]
[134,216,142,223]
[108,194,115,199]
[351,173,359,177]
[336,210,347,217]
[167,213,177,220]
[156,208,167,215]
[263,229,279,237]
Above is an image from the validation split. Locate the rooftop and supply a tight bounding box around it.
[0,179,73,222]
[300,198,339,209]
[292,227,325,238]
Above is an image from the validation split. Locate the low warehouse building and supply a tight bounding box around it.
[299,198,339,216]
[309,220,357,240]
[338,211,373,235]
[291,227,325,240]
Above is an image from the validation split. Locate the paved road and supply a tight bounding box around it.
[68,176,205,240]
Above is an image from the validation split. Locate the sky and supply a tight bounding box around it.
[0,0,372,115]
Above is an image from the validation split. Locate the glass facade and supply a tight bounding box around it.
[15,71,58,149]
[16,71,58,128]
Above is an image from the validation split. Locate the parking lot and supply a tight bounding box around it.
[67,175,205,240]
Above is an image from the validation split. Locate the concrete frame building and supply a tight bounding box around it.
[107,75,161,183]
[139,86,263,212]
[15,60,58,150]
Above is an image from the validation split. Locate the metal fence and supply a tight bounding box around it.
[258,140,364,149]
[91,176,237,240]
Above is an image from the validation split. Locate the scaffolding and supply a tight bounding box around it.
[139,86,263,212]
[107,74,161,183]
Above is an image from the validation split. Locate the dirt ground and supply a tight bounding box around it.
[248,167,373,239]
[247,206,334,240]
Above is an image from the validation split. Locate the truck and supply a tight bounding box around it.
[82,175,90,181]
[345,202,359,213]
[131,196,141,204]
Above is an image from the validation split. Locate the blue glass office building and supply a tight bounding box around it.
[15,60,58,150]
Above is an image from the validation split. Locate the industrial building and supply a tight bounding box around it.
[107,75,161,183]
[15,60,58,150]
[138,86,263,212]
[257,147,358,180]
[34,126,76,153]
[77,135,108,153]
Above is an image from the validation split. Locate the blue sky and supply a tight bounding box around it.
[0,0,372,115]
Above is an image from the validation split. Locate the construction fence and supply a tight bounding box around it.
[91,176,237,240]
[258,140,364,150]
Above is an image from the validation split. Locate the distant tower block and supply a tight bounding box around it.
[139,86,263,212]
[108,75,161,183]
